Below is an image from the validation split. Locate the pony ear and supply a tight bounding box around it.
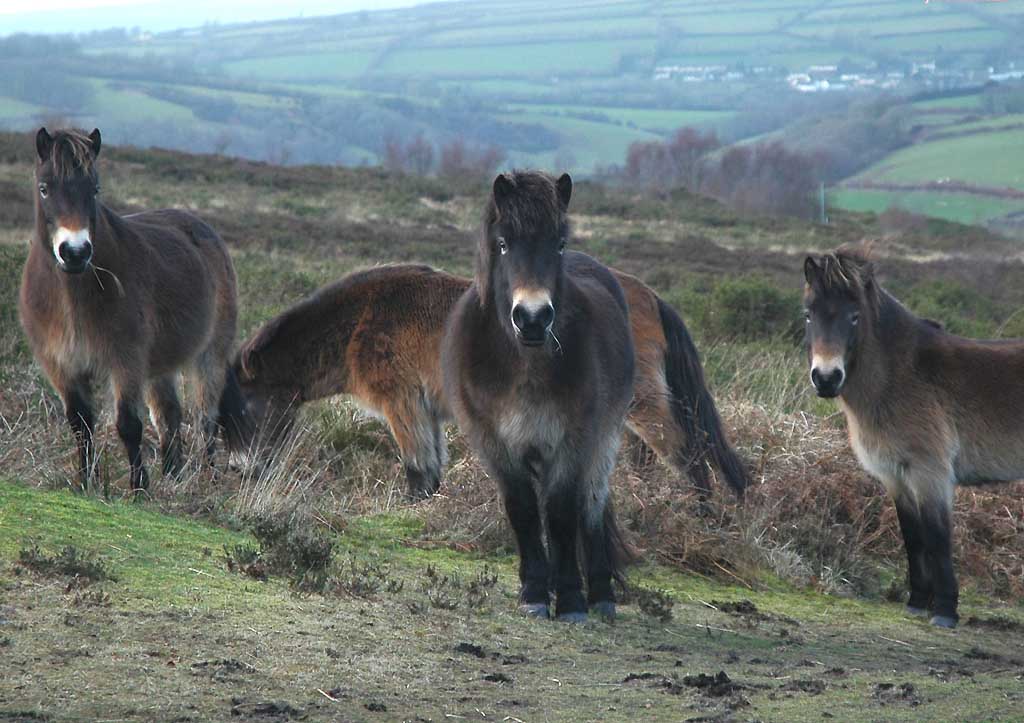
[555,173,572,209]
[492,173,515,204]
[35,127,53,161]
[803,256,820,284]
[88,128,102,158]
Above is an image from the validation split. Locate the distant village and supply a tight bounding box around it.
[653,60,1024,93]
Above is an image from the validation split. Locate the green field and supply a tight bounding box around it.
[831,188,1024,227]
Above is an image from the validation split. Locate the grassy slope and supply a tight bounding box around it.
[3,482,1023,723]
[2,134,1024,720]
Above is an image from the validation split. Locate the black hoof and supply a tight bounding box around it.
[590,601,616,621]
[906,605,928,618]
[930,615,958,629]
[519,603,549,619]
[556,611,588,623]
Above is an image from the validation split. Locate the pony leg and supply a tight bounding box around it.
[894,496,932,615]
[379,393,443,500]
[62,376,97,493]
[584,504,618,620]
[627,399,712,499]
[546,483,586,621]
[192,350,228,463]
[498,475,550,616]
[114,385,149,495]
[146,375,184,478]
[921,499,959,628]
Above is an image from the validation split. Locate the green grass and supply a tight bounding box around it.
[223,51,378,81]
[507,103,733,134]
[853,127,1024,190]
[506,111,663,172]
[831,188,1024,226]
[377,38,655,76]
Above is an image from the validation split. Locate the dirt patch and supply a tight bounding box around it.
[191,658,257,682]
[780,678,827,695]
[682,670,743,697]
[872,682,921,707]
[964,615,1023,633]
[229,699,306,720]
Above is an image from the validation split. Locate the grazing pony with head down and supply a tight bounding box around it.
[232,268,749,504]
[19,127,248,494]
[804,245,1024,628]
[442,171,635,622]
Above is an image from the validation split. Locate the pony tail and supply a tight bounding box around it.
[217,363,255,454]
[657,297,751,497]
[603,500,635,587]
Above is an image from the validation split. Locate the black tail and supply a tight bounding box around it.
[217,364,255,455]
[604,501,635,586]
[657,297,751,497]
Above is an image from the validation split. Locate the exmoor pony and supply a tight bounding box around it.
[19,128,249,495]
[232,263,749,503]
[442,171,635,621]
[804,246,1024,628]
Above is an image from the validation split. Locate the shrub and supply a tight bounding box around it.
[701,276,802,341]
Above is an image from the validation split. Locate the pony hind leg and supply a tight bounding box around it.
[190,348,229,464]
[146,375,184,478]
[378,390,445,500]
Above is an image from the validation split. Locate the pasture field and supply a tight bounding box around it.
[0,132,1023,720]
[4,0,1018,176]
[830,92,1024,229]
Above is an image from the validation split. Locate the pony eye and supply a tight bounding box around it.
[94,183,101,195]
[850,311,860,326]
[38,183,48,199]
[558,237,567,255]
[804,310,811,323]
[497,237,508,255]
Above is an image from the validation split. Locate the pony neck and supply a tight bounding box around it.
[840,288,915,411]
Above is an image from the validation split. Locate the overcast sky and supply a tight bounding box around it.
[1,1,430,35]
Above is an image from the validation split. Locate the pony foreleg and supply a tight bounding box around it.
[894,496,932,615]
[921,499,959,628]
[62,377,97,493]
[546,482,586,621]
[114,385,149,496]
[499,474,550,618]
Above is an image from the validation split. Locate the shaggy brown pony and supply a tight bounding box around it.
[232,262,749,501]
[804,245,1024,628]
[19,128,248,495]
[442,170,635,621]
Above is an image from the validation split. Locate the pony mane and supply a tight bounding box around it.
[46,129,97,180]
[814,243,880,309]
[483,170,563,238]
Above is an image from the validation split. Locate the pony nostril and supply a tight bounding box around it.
[538,303,554,329]
[511,304,527,332]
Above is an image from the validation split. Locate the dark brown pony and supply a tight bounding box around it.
[804,246,1024,628]
[232,263,749,502]
[441,171,636,622]
[19,128,248,494]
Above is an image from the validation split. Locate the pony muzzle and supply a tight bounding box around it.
[810,355,846,398]
[511,290,554,347]
[52,227,93,274]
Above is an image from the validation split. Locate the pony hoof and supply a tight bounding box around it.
[590,602,616,621]
[556,611,588,623]
[930,615,958,629]
[906,605,929,617]
[519,603,549,619]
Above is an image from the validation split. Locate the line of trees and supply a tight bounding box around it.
[383,134,507,182]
